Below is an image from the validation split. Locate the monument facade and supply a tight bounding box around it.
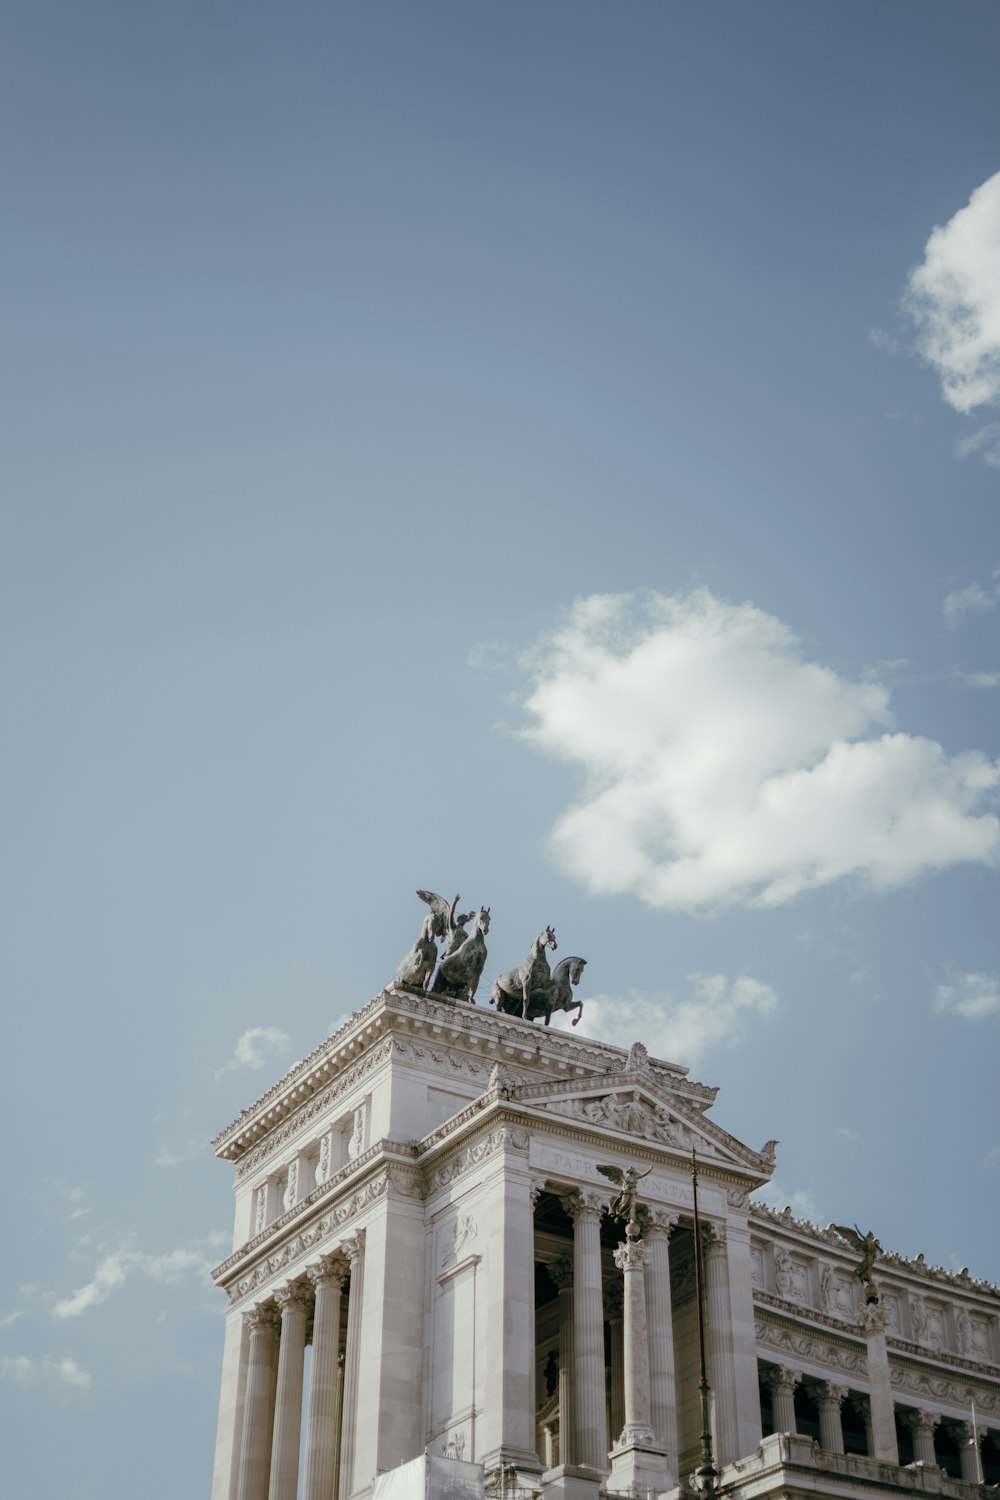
[209,911,1000,1500]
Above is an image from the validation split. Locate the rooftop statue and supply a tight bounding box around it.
[431,906,491,1002]
[395,889,460,991]
[832,1223,882,1289]
[597,1163,652,1229]
[490,926,557,1021]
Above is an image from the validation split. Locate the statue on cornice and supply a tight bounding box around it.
[597,1163,652,1229]
[833,1223,882,1290]
[431,906,491,1002]
[491,929,588,1024]
[395,890,470,991]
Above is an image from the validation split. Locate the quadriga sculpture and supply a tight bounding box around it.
[431,907,491,1002]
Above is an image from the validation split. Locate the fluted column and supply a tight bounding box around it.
[236,1303,281,1500]
[302,1254,349,1500]
[851,1396,874,1457]
[956,1421,985,1483]
[604,1282,624,1446]
[566,1190,608,1473]
[704,1226,739,1462]
[860,1300,898,1462]
[645,1210,679,1475]
[550,1258,575,1468]
[765,1367,800,1435]
[268,1282,312,1500]
[816,1383,847,1454]
[905,1410,940,1467]
[338,1232,366,1500]
[614,1233,655,1446]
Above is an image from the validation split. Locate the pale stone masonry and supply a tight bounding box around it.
[210,986,1000,1500]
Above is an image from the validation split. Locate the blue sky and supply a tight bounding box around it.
[2,4,999,1495]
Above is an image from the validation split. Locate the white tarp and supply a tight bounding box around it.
[374,1455,484,1500]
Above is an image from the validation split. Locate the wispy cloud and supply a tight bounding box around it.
[753,1181,822,1223]
[953,669,1000,690]
[956,421,1000,468]
[154,1138,206,1169]
[52,1233,226,1321]
[0,1354,92,1390]
[519,590,1000,912]
[943,577,999,629]
[47,1181,91,1223]
[837,1126,862,1142]
[904,171,1000,424]
[934,971,1000,1023]
[549,971,778,1065]
[987,1145,1000,1168]
[467,640,508,673]
[214,1026,290,1083]
[868,325,900,354]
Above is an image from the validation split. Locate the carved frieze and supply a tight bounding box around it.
[755,1314,865,1375]
[426,1126,528,1195]
[539,1090,692,1148]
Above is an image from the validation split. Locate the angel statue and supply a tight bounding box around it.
[597,1164,652,1229]
[395,890,470,991]
[832,1223,882,1288]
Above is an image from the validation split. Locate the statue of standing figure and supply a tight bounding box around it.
[597,1163,652,1228]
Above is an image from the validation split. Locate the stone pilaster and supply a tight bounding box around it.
[904,1410,940,1467]
[236,1302,281,1500]
[704,1225,739,1462]
[268,1282,312,1500]
[566,1190,608,1476]
[338,1232,366,1500]
[479,1134,543,1475]
[860,1300,898,1463]
[764,1367,800,1435]
[302,1254,349,1500]
[551,1259,576,1468]
[644,1210,679,1482]
[815,1382,847,1455]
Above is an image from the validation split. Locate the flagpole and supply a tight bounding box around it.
[691,1149,718,1496]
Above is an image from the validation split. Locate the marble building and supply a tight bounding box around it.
[209,984,1000,1500]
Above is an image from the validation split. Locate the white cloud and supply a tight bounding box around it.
[837,1126,861,1142]
[0,1354,92,1390]
[987,1145,1000,1168]
[954,670,1000,689]
[154,1138,205,1169]
[549,971,778,1065]
[904,171,1000,416]
[942,580,998,629]
[467,640,508,673]
[519,590,1000,912]
[0,1310,24,1329]
[214,1025,290,1082]
[52,1233,225,1321]
[934,971,1000,1023]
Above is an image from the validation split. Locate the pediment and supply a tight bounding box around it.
[511,1065,772,1178]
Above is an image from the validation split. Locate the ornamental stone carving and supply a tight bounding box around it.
[542,1090,689,1148]
[274,1279,312,1314]
[565,1188,605,1224]
[244,1300,281,1336]
[305,1252,349,1290]
[549,1257,573,1292]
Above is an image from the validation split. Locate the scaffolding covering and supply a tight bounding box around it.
[374,1455,485,1500]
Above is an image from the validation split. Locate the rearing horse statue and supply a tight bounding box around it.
[490,927,557,1020]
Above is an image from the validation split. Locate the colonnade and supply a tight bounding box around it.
[763,1366,991,1481]
[235,1239,362,1500]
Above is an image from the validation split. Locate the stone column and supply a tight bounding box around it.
[566,1190,608,1475]
[851,1396,874,1458]
[550,1258,576,1468]
[860,1300,898,1463]
[816,1383,847,1454]
[904,1410,940,1467]
[236,1302,281,1500]
[764,1368,799,1435]
[607,1228,670,1498]
[644,1210,679,1480]
[704,1226,739,1462]
[338,1232,366,1500]
[956,1421,985,1483]
[268,1281,312,1500]
[302,1254,349,1500]
[604,1282,624,1447]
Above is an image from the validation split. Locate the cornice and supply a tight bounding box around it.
[213,1137,418,1284]
[749,1202,1000,1302]
[212,986,718,1164]
[754,1290,864,1346]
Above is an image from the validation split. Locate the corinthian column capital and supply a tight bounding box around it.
[565,1188,605,1225]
